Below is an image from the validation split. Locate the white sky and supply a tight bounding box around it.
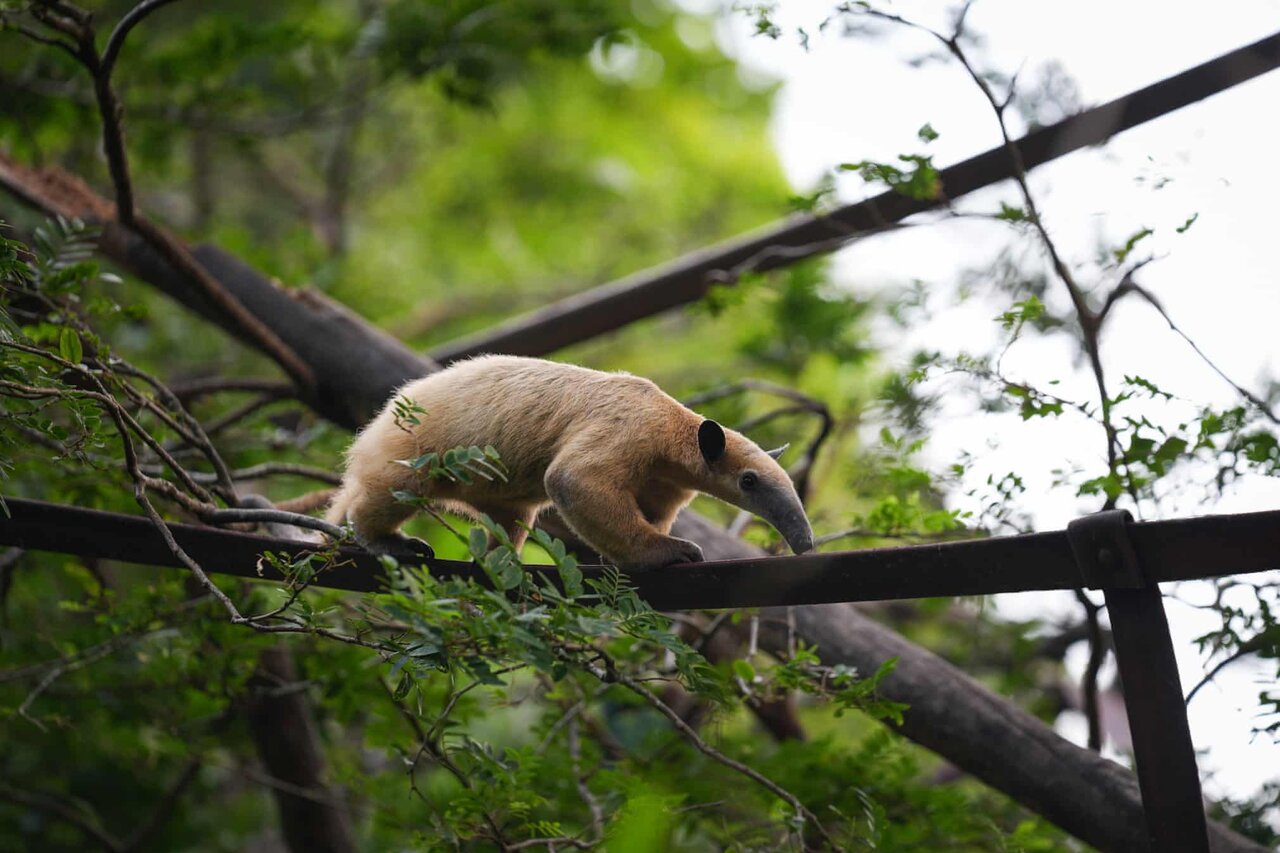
[708,0,1280,803]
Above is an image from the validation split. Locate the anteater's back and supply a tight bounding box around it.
[331,355,687,517]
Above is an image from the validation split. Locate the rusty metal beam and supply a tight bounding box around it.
[1069,511,1210,853]
[2,498,1276,610]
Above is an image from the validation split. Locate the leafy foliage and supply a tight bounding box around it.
[838,154,942,201]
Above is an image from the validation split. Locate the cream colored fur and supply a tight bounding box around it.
[327,355,811,569]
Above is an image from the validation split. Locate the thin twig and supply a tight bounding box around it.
[1073,589,1105,751]
[202,390,295,437]
[601,662,841,851]
[170,376,297,402]
[100,0,183,79]
[0,781,122,852]
[1122,278,1279,426]
[200,507,344,539]
[142,461,341,487]
[1185,632,1273,705]
[0,15,80,58]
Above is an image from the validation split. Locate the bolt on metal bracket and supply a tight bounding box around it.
[1066,508,1146,590]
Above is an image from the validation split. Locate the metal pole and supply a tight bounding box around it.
[1068,510,1210,853]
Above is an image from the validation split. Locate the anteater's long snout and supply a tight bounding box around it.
[783,515,815,555]
[761,490,815,555]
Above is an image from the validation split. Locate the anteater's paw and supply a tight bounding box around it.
[665,537,705,566]
[619,537,704,573]
[360,533,435,563]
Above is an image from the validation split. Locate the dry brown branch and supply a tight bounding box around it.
[9,0,318,391]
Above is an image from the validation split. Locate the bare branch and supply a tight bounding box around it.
[143,462,341,487]
[202,390,295,436]
[427,32,1280,363]
[119,756,202,853]
[1074,589,1106,751]
[1123,278,1279,426]
[0,781,122,852]
[1185,632,1274,705]
[170,376,296,403]
[201,506,343,539]
[603,663,842,851]
[0,14,80,59]
[100,0,184,80]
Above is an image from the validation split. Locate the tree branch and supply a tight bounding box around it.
[100,0,183,80]
[0,781,122,852]
[242,645,359,853]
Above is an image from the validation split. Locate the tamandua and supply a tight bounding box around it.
[326,356,814,570]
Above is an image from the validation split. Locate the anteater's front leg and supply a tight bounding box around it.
[544,460,702,571]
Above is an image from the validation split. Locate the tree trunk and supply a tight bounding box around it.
[243,645,360,853]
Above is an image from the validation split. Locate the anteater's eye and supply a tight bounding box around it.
[739,471,759,491]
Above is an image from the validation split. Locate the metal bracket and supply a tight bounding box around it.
[1067,508,1211,853]
[1066,509,1146,589]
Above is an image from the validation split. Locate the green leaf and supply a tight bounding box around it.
[996,202,1028,222]
[1113,227,1153,263]
[59,328,82,364]
[557,555,583,599]
[995,295,1044,329]
[916,122,939,143]
[469,527,489,561]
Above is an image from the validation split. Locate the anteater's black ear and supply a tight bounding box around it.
[698,419,726,464]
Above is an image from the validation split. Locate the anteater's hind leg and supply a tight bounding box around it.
[343,485,435,561]
[471,504,538,554]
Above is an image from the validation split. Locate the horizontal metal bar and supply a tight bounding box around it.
[0,498,1276,609]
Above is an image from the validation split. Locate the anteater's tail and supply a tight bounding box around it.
[322,483,358,527]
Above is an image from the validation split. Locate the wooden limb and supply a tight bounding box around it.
[0,151,423,424]
[241,644,358,853]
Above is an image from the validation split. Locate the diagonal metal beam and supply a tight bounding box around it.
[430,30,1280,364]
